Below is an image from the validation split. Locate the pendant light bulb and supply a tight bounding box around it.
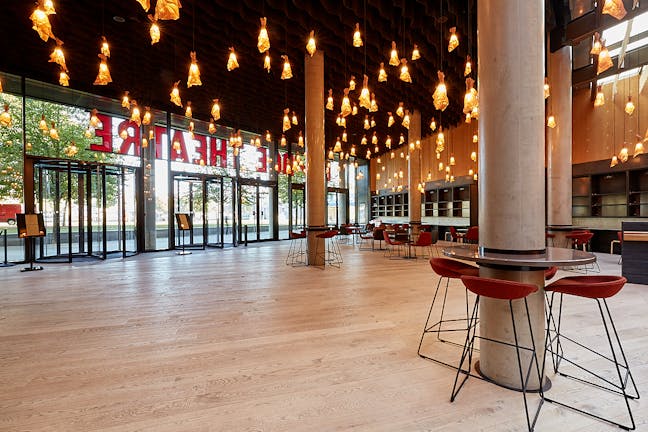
[257,17,270,53]
[187,51,202,87]
[448,27,459,52]
[306,30,317,56]
[594,86,605,107]
[411,44,420,61]
[378,62,387,82]
[389,41,399,67]
[353,23,363,47]
[227,47,239,71]
[625,96,635,115]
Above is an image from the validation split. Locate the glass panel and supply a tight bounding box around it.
[327,192,338,227]
[174,176,204,247]
[0,79,25,262]
[259,185,273,240]
[240,184,257,241]
[206,178,223,247]
[291,186,305,234]
[223,178,235,245]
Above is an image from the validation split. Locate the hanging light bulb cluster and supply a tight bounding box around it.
[93,35,113,85]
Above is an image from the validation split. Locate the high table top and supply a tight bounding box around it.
[442,245,596,268]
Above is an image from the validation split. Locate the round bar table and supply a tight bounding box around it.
[443,245,596,391]
[546,225,587,249]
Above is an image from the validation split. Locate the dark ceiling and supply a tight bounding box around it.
[2,1,483,156]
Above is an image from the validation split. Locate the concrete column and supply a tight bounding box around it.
[408,110,422,232]
[304,51,327,265]
[547,46,573,247]
[477,0,546,390]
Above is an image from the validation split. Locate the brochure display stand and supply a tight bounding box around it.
[175,213,192,255]
[16,213,46,272]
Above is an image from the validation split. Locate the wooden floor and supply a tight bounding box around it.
[1,241,647,431]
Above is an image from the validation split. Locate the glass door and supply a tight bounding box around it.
[327,189,349,228]
[239,180,275,242]
[173,175,205,249]
[291,183,305,233]
[204,175,235,247]
[34,161,137,262]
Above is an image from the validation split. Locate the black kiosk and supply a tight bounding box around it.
[16,213,46,272]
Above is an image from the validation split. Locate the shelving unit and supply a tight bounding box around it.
[629,169,648,217]
[370,191,408,219]
[571,176,591,217]
[591,172,627,217]
[422,178,478,227]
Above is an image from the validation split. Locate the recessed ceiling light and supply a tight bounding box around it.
[113,16,125,23]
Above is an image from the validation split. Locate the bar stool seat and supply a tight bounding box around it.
[544,275,639,431]
[418,258,479,370]
[315,229,342,267]
[453,275,545,432]
[285,230,306,266]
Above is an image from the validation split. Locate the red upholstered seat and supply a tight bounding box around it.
[460,275,538,300]
[544,266,558,280]
[316,229,338,239]
[429,257,479,279]
[545,275,626,299]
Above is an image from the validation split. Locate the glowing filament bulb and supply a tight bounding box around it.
[385,136,392,148]
[341,88,352,117]
[130,102,141,126]
[280,135,287,147]
[142,107,152,125]
[306,30,317,56]
[543,77,550,99]
[283,108,291,132]
[430,117,437,131]
[625,96,635,115]
[298,132,304,147]
[399,58,412,83]
[450,155,456,166]
[634,140,645,157]
[257,17,270,53]
[349,75,356,91]
[39,114,49,132]
[264,54,271,72]
[369,93,378,112]
[448,27,459,52]
[619,146,629,162]
[326,89,334,110]
[361,135,368,145]
[265,131,272,142]
[150,21,160,45]
[93,54,112,85]
[364,116,370,130]
[402,111,410,129]
[411,44,420,61]
[187,51,202,87]
[209,122,216,134]
[399,134,405,145]
[370,117,376,128]
[389,41,399,66]
[59,70,69,87]
[48,44,66,70]
[359,75,371,109]
[227,47,239,71]
[342,130,347,142]
[211,99,221,121]
[433,70,449,111]
[292,111,298,125]
[49,122,59,140]
[366,149,372,159]
[372,133,378,145]
[602,0,627,20]
[122,91,130,108]
[281,55,293,80]
[352,104,358,115]
[0,105,11,127]
[169,81,182,107]
[43,0,55,14]
[185,101,192,118]
[101,36,110,58]
[597,45,613,74]
[353,23,363,47]
[473,134,478,143]
[547,115,556,128]
[333,138,342,152]
[378,62,387,82]
[388,113,395,127]
[590,32,602,55]
[464,55,472,76]
[255,137,262,148]
[471,151,477,162]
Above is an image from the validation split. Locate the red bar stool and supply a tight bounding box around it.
[315,229,342,267]
[382,229,405,258]
[565,230,599,273]
[417,258,479,369]
[544,275,639,430]
[285,230,306,266]
[453,275,545,432]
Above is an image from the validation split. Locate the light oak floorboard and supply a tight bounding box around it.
[1,242,646,431]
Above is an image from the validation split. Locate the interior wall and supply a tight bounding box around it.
[573,74,647,165]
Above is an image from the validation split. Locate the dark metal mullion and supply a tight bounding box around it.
[121,167,127,258]
[102,166,107,260]
[67,162,72,263]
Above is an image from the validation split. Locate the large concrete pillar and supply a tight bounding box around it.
[304,51,327,265]
[408,110,422,232]
[478,0,547,390]
[547,46,573,247]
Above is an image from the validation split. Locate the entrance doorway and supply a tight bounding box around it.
[239,180,275,242]
[34,160,138,262]
[172,174,236,248]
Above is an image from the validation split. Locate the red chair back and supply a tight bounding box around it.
[429,257,479,279]
[461,275,538,300]
[413,231,432,247]
[465,226,479,242]
[545,275,626,299]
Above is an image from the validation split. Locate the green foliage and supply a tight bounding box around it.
[0,93,24,202]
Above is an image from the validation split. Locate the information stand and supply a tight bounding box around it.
[16,213,46,272]
[175,213,192,255]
